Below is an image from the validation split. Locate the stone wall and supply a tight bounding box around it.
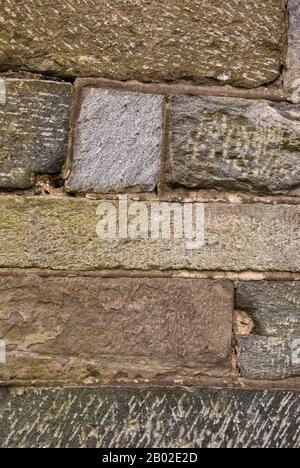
[0,0,299,448]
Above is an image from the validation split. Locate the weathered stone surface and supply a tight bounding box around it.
[0,388,299,448]
[236,282,300,337]
[0,276,233,383]
[0,79,72,189]
[236,282,300,379]
[0,1,286,88]
[66,89,163,193]
[284,0,300,94]
[237,336,300,380]
[0,196,299,272]
[169,96,300,195]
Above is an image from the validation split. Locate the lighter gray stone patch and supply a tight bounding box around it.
[0,388,299,448]
[66,89,163,193]
[237,336,300,380]
[284,0,300,95]
[170,96,300,195]
[0,79,6,104]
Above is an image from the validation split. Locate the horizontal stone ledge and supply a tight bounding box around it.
[0,388,299,448]
[0,196,299,272]
[74,78,289,102]
[85,190,300,206]
[0,276,233,383]
[0,268,299,282]
[0,0,286,88]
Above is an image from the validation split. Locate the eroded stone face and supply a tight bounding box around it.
[0,79,72,189]
[66,88,163,193]
[0,0,286,87]
[0,196,299,272]
[169,96,300,195]
[0,388,299,448]
[0,276,234,382]
[236,282,300,379]
[284,0,300,95]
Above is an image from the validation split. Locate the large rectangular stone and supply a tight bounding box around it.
[0,79,72,189]
[66,88,163,193]
[236,282,300,379]
[0,1,286,88]
[284,0,300,94]
[169,96,300,195]
[0,196,299,272]
[0,388,299,448]
[0,276,233,383]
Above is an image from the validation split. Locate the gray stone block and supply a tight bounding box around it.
[284,0,300,94]
[236,282,300,379]
[169,96,300,195]
[0,79,72,189]
[66,88,163,193]
[0,388,299,448]
[0,1,287,88]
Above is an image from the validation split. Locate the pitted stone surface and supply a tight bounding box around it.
[169,96,300,195]
[0,276,233,383]
[0,197,299,272]
[236,282,300,379]
[0,1,286,88]
[284,0,300,94]
[0,79,72,189]
[0,388,299,448]
[66,89,163,193]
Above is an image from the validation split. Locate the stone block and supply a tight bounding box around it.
[0,1,286,87]
[0,79,72,189]
[169,96,300,195]
[66,88,163,193]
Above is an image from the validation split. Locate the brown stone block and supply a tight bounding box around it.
[0,276,234,384]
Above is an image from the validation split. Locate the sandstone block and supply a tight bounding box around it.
[0,1,286,87]
[66,88,163,193]
[169,96,300,195]
[0,196,299,272]
[0,79,72,189]
[0,276,233,383]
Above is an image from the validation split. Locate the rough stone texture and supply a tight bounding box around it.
[0,1,286,88]
[66,89,163,193]
[236,282,300,379]
[169,96,300,195]
[284,0,300,94]
[0,79,72,189]
[0,276,233,383]
[0,196,299,272]
[0,388,299,448]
